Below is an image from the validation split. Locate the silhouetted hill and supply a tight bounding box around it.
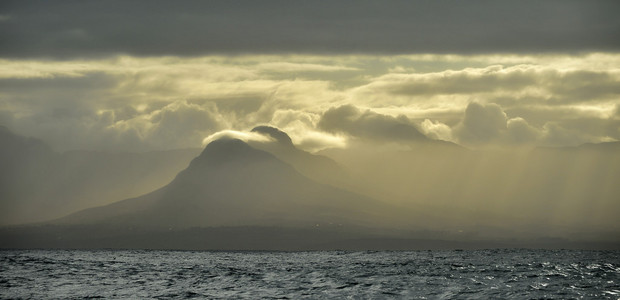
[249,126,348,186]
[0,125,54,162]
[251,125,294,146]
[58,138,383,229]
[0,126,200,225]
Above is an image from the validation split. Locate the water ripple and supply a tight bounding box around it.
[0,249,618,299]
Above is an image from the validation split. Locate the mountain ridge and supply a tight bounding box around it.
[56,138,386,230]
[0,126,200,225]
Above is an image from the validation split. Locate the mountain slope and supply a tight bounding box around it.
[249,126,348,186]
[59,138,385,229]
[0,126,200,225]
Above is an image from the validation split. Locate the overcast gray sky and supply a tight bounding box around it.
[1,1,620,58]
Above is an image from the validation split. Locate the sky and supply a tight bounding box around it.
[1,0,619,153]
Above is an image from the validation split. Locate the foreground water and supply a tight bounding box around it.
[1,249,619,299]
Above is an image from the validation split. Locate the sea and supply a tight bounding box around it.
[1,249,618,299]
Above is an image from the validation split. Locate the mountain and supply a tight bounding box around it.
[57,138,385,230]
[248,126,349,186]
[2,134,619,250]
[0,126,200,225]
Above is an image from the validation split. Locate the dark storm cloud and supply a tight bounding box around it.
[1,0,619,58]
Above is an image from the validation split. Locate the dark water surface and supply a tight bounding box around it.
[1,249,619,299]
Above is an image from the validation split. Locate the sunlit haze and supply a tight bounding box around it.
[1,0,619,249]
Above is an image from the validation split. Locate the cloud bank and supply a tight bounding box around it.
[0,54,618,152]
[318,105,427,143]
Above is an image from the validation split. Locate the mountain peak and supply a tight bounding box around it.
[196,138,272,164]
[171,137,289,185]
[251,126,294,147]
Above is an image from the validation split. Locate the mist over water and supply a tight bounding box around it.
[2,249,619,299]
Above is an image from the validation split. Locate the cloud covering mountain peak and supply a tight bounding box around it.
[197,138,272,165]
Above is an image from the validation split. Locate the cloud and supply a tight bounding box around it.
[98,100,227,151]
[615,104,620,120]
[318,105,428,143]
[2,1,619,58]
[2,96,226,152]
[453,102,508,145]
[451,102,616,147]
[419,119,454,142]
[0,56,348,151]
[1,54,618,151]
[202,130,272,147]
[0,59,94,79]
[270,109,319,130]
[506,118,541,144]
[143,100,225,149]
[353,65,620,107]
[258,110,345,152]
[382,65,537,96]
[292,131,347,153]
[539,122,599,147]
[201,126,346,154]
[257,62,359,74]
